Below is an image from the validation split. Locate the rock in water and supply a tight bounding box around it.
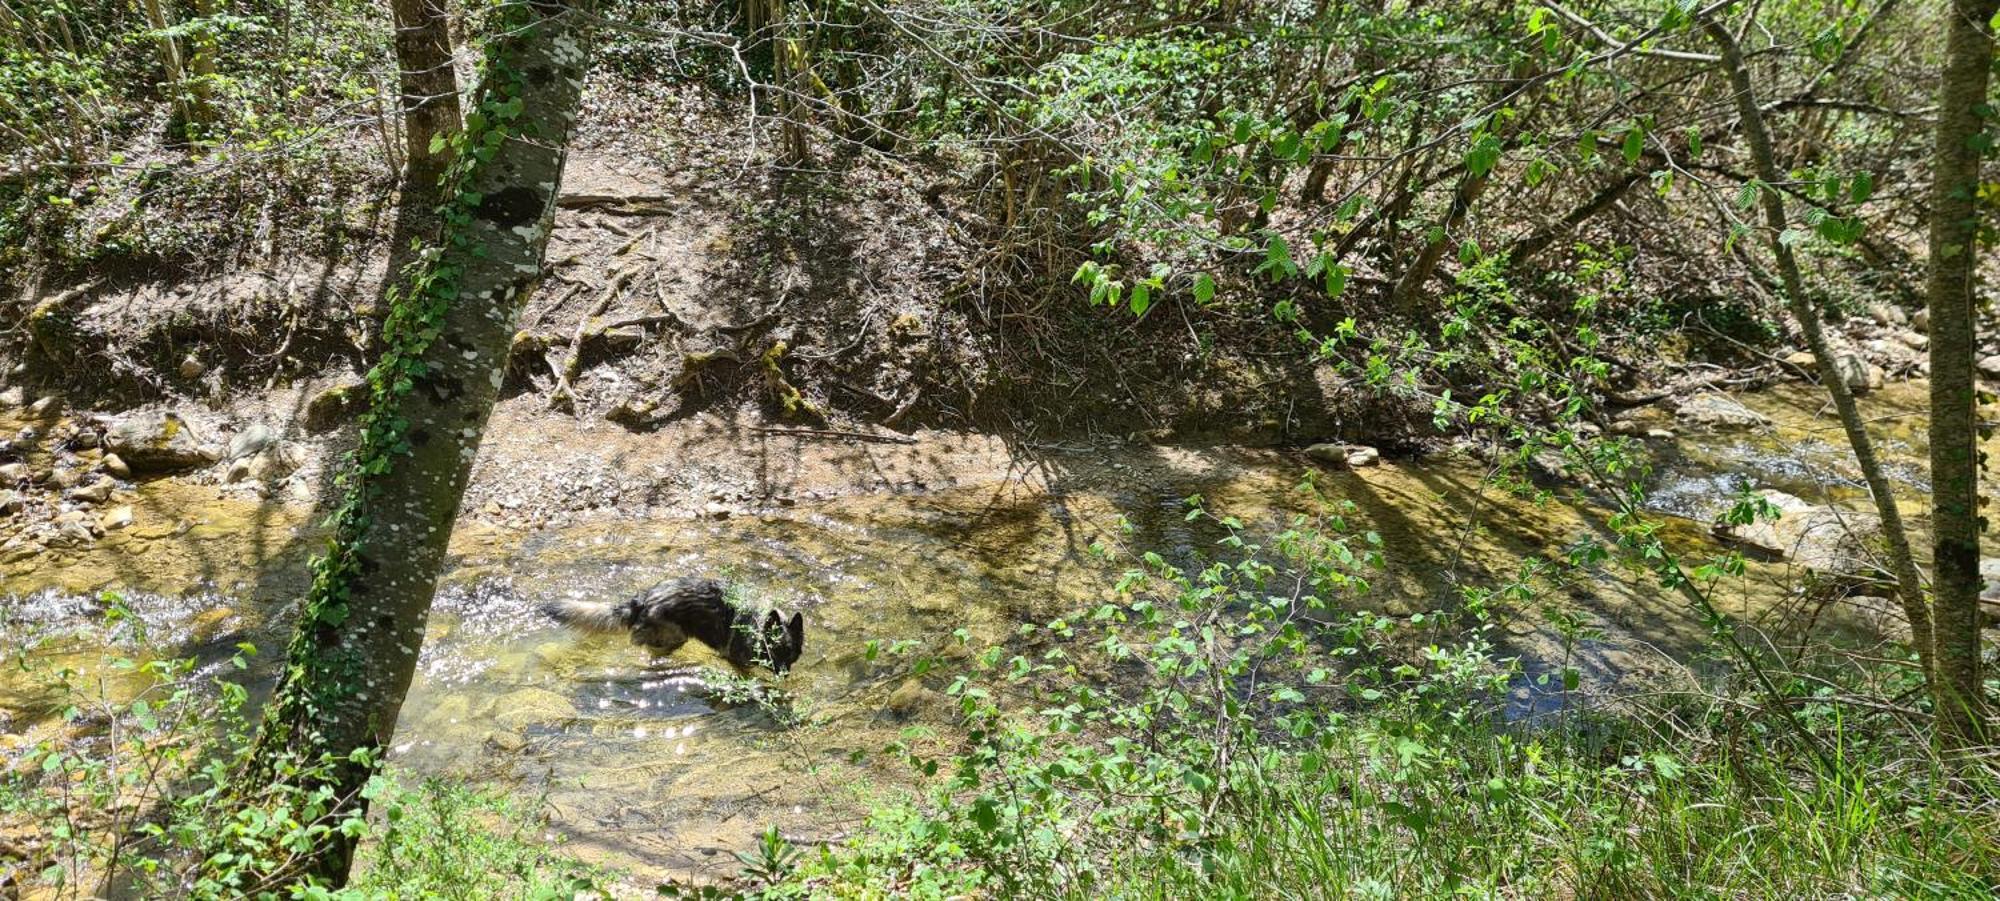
[98,505,134,531]
[103,412,219,473]
[1675,394,1771,430]
[488,688,578,731]
[66,478,113,504]
[99,454,131,479]
[1715,489,1882,580]
[1304,443,1381,469]
[1304,443,1349,467]
[886,678,938,720]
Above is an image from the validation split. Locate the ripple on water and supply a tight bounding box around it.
[1,586,244,649]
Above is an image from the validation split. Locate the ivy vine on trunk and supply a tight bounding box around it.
[233,0,598,888]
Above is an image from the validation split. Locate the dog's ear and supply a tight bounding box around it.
[786,611,804,646]
[762,610,782,635]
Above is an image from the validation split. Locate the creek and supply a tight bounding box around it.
[0,380,1960,883]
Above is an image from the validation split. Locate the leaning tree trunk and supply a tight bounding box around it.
[390,0,463,202]
[1701,17,1937,680]
[242,0,596,887]
[1923,0,1998,750]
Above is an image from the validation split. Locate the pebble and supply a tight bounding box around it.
[98,505,134,531]
[67,478,114,504]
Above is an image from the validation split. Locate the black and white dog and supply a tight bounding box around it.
[540,577,805,675]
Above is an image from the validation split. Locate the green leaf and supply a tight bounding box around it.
[1816,216,1864,244]
[1192,272,1216,305]
[970,796,1001,832]
[1129,282,1152,316]
[1261,234,1296,280]
[1849,172,1874,204]
[1621,126,1645,165]
[1273,130,1302,161]
[1466,133,1502,177]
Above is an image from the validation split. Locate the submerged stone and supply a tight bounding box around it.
[1675,394,1770,430]
[98,505,134,531]
[489,687,578,731]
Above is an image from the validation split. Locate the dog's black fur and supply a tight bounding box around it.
[540,577,805,675]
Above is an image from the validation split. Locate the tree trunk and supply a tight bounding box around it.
[1506,170,1644,268]
[747,0,809,166]
[1389,167,1489,316]
[1923,0,1998,749]
[139,0,193,130]
[391,0,463,202]
[186,0,219,119]
[242,0,596,887]
[1701,17,1937,687]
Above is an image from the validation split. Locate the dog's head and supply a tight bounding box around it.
[758,610,806,675]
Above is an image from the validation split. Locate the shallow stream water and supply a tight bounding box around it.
[0,380,1969,885]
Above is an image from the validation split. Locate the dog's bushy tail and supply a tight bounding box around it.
[538,598,627,634]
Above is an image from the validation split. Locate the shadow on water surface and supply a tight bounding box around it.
[5,380,1921,883]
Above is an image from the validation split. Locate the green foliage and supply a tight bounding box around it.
[0,0,388,267]
[0,594,605,898]
[765,484,1997,898]
[347,778,608,899]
